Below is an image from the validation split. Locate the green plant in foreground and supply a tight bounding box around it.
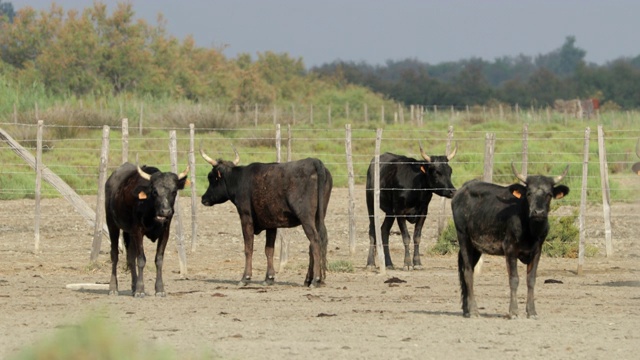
[327,259,354,273]
[430,219,459,255]
[10,315,216,360]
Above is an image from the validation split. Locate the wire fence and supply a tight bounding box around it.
[1,119,639,270]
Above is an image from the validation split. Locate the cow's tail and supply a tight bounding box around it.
[314,159,330,279]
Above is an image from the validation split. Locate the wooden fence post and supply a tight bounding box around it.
[169,130,188,275]
[34,120,43,253]
[373,128,386,274]
[483,133,495,182]
[522,123,529,177]
[578,127,590,275]
[139,102,144,136]
[254,103,258,127]
[189,124,198,253]
[275,124,289,268]
[91,125,110,262]
[345,124,356,254]
[438,126,453,237]
[121,118,129,164]
[597,125,613,256]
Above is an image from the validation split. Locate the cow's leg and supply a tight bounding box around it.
[133,231,147,298]
[239,219,255,286]
[380,216,395,269]
[154,225,170,297]
[366,216,377,269]
[457,234,481,318]
[396,218,413,270]
[411,213,427,270]
[506,255,520,319]
[124,232,138,296]
[263,228,277,285]
[301,223,322,287]
[107,220,120,296]
[525,248,542,319]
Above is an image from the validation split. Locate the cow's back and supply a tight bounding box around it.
[241,158,329,232]
[452,181,523,255]
[366,152,427,216]
[105,163,143,232]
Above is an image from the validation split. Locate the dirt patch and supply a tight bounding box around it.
[0,187,639,359]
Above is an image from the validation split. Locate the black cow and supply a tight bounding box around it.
[451,163,569,318]
[200,149,333,287]
[105,162,189,297]
[366,143,457,270]
[632,139,640,175]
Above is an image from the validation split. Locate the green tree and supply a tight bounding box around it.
[0,0,15,22]
[535,36,586,77]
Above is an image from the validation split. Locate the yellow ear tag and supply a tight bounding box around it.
[138,191,147,200]
[512,189,522,199]
[217,170,222,178]
[420,166,426,174]
[185,179,191,187]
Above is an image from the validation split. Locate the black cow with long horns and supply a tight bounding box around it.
[105,162,189,297]
[451,163,570,318]
[200,149,333,287]
[365,143,457,270]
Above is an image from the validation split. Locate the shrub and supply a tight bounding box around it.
[430,219,459,255]
[327,259,354,273]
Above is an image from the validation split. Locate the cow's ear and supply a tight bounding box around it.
[420,165,426,174]
[508,184,526,199]
[177,177,189,190]
[553,185,570,199]
[632,162,640,175]
[133,185,148,200]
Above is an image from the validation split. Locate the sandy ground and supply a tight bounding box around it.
[0,187,639,359]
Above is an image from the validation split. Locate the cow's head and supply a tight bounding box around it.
[137,165,190,223]
[419,142,457,198]
[632,139,640,175]
[200,148,240,206]
[509,162,570,221]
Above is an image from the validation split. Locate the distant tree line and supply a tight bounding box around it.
[0,2,387,111]
[311,36,640,109]
[2,1,640,111]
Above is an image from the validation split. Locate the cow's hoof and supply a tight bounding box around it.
[463,311,480,318]
[262,277,275,286]
[155,291,166,297]
[402,265,413,271]
[366,265,376,271]
[527,313,538,320]
[238,279,250,286]
[507,313,519,320]
[413,264,423,270]
[133,292,146,298]
[386,265,395,270]
[108,290,118,296]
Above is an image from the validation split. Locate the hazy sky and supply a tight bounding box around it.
[9,0,640,68]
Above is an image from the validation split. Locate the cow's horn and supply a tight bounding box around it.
[447,142,458,161]
[232,147,240,165]
[200,148,217,166]
[511,162,527,184]
[137,165,152,181]
[553,165,570,184]
[178,165,189,180]
[636,138,640,158]
[419,141,431,162]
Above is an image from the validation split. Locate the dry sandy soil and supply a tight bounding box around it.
[0,186,639,359]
